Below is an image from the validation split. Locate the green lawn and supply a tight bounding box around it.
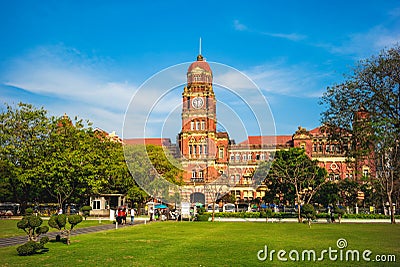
[0,221,399,266]
[0,218,112,238]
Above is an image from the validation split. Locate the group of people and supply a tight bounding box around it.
[116,206,135,225]
[149,207,169,221]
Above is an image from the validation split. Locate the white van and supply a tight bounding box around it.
[207,203,219,213]
[223,203,236,212]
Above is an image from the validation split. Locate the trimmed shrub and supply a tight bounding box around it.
[40,236,49,245]
[81,206,92,220]
[68,214,83,229]
[196,214,210,221]
[48,214,83,245]
[17,241,37,256]
[301,204,316,228]
[25,208,34,216]
[16,238,48,256]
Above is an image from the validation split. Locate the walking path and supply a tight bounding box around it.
[0,220,146,248]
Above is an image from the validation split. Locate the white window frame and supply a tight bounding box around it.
[92,200,101,210]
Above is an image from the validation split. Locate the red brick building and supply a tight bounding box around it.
[123,54,374,204]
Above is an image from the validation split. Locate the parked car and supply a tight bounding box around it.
[236,203,249,212]
[207,203,219,213]
[223,203,236,212]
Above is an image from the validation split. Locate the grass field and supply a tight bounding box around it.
[0,221,399,266]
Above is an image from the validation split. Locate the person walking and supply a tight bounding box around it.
[130,208,135,224]
[149,207,154,221]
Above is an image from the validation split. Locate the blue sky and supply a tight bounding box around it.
[1,1,399,142]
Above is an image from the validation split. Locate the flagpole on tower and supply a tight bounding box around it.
[199,37,202,55]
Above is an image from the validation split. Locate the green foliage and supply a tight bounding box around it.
[48,214,83,245]
[196,214,210,221]
[68,214,83,229]
[35,225,49,235]
[197,207,206,215]
[40,236,49,245]
[265,148,327,222]
[48,214,67,230]
[320,44,400,224]
[334,205,345,215]
[16,237,49,256]
[0,103,51,204]
[301,204,316,227]
[124,144,182,203]
[17,218,29,229]
[301,204,316,220]
[24,208,34,216]
[81,205,92,212]
[17,215,45,232]
[1,102,137,207]
[17,241,40,256]
[265,208,273,218]
[81,205,92,219]
[27,216,42,228]
[16,214,49,255]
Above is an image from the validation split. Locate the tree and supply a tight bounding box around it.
[301,204,316,228]
[16,208,49,256]
[338,178,359,208]
[204,174,230,222]
[314,182,340,208]
[124,144,183,204]
[40,115,108,208]
[81,205,92,220]
[48,214,83,245]
[0,102,50,206]
[265,148,327,222]
[17,212,49,242]
[321,45,400,223]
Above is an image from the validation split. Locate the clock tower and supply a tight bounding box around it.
[178,54,229,188]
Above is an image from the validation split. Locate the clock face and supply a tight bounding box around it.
[192,97,204,109]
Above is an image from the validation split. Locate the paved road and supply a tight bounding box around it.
[0,221,144,248]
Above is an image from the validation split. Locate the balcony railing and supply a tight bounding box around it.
[190,178,204,183]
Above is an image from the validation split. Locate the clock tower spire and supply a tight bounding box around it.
[178,52,226,183]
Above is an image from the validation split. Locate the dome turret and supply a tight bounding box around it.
[187,54,212,84]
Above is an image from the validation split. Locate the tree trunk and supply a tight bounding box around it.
[387,193,396,224]
[296,194,302,223]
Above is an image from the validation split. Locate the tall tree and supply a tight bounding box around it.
[40,115,108,208]
[0,103,50,206]
[124,144,183,204]
[265,148,327,222]
[321,45,400,223]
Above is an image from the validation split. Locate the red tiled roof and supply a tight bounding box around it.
[123,138,172,146]
[309,126,322,134]
[239,135,292,146]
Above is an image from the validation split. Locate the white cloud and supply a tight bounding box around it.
[318,25,400,58]
[3,45,136,112]
[233,20,247,31]
[1,44,139,135]
[240,61,332,98]
[233,19,307,42]
[261,32,307,42]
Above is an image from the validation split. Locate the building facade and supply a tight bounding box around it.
[124,54,374,205]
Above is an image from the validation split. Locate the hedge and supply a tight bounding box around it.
[201,212,400,220]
